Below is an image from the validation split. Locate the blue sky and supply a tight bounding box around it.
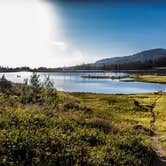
[50,0,166,63]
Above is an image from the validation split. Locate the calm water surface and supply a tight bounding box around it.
[0,72,166,94]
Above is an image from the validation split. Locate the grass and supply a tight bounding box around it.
[129,74,166,84]
[81,74,166,84]
[0,77,165,165]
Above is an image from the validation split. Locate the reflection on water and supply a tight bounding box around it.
[0,72,165,94]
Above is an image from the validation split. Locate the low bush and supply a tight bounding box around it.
[0,75,156,166]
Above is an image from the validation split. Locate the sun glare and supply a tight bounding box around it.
[0,0,86,67]
[0,0,61,67]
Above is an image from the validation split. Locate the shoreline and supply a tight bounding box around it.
[81,74,166,84]
[0,69,165,75]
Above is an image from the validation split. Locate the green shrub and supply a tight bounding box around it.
[64,102,80,111]
[0,75,12,95]
[86,118,115,134]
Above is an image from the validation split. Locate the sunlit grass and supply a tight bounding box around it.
[130,74,166,84]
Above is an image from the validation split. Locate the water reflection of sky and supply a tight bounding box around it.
[0,72,165,94]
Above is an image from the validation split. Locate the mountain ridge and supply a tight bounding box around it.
[96,48,166,65]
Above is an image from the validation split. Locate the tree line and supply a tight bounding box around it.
[0,56,166,72]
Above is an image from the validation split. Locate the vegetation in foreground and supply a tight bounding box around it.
[154,95,166,151]
[0,73,165,165]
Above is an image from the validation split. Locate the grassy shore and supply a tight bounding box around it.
[81,74,166,84]
[129,74,166,84]
[0,77,166,165]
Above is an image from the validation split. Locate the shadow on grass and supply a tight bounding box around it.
[150,156,166,166]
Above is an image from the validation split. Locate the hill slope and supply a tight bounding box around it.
[96,48,166,65]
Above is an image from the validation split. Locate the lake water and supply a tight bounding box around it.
[0,72,166,94]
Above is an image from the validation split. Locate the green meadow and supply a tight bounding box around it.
[129,74,166,84]
[0,74,165,165]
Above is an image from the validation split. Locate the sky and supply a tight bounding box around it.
[0,0,166,67]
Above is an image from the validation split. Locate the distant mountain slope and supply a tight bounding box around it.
[96,48,166,65]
